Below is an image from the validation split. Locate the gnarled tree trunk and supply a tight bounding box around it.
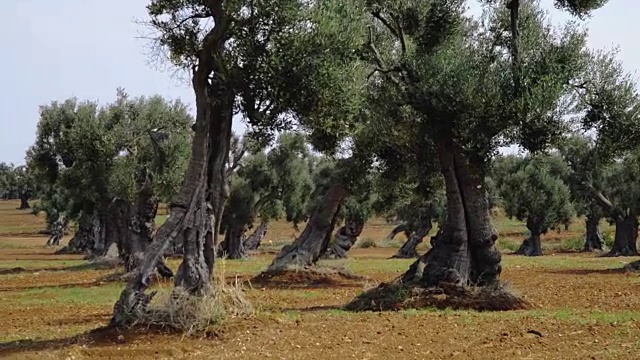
[323,217,365,259]
[18,193,30,210]
[244,221,268,250]
[401,141,501,287]
[384,223,408,242]
[606,216,638,256]
[266,184,347,272]
[46,216,66,247]
[516,231,543,256]
[111,39,234,325]
[116,173,172,278]
[583,215,605,252]
[220,222,247,259]
[55,212,102,254]
[392,222,432,259]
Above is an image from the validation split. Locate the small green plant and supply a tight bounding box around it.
[558,236,584,252]
[356,238,377,248]
[496,238,521,253]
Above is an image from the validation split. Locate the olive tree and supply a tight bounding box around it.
[27,91,192,269]
[220,132,314,259]
[499,154,574,256]
[111,0,370,326]
[361,0,598,288]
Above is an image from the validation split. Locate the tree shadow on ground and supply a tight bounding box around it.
[248,269,368,290]
[280,305,344,313]
[543,268,625,276]
[0,280,114,292]
[0,262,118,276]
[0,326,128,357]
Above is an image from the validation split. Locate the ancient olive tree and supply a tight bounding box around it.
[498,154,574,256]
[564,50,640,257]
[219,132,314,259]
[27,92,192,266]
[322,171,374,259]
[0,163,35,209]
[601,153,640,257]
[346,0,607,311]
[111,0,369,327]
[557,135,608,251]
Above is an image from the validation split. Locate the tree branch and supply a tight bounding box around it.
[366,26,402,87]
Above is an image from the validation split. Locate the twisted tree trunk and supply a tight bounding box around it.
[18,193,30,209]
[384,223,408,242]
[516,231,543,256]
[117,173,172,278]
[55,212,103,255]
[111,34,234,325]
[322,217,365,259]
[266,184,347,272]
[583,215,605,252]
[392,222,432,259]
[46,216,66,246]
[244,221,268,250]
[220,222,247,259]
[401,141,501,287]
[606,216,638,256]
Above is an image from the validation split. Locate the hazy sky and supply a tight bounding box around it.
[1,0,637,164]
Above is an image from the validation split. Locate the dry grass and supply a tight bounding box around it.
[137,274,253,336]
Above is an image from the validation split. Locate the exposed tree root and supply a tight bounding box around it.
[345,280,531,312]
[252,266,367,289]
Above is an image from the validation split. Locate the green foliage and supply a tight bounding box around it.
[0,163,36,201]
[145,0,371,153]
[223,132,315,233]
[602,152,640,218]
[498,154,574,234]
[27,90,192,228]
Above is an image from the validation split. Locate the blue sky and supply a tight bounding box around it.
[1,0,637,164]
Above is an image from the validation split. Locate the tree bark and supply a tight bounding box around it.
[516,232,543,256]
[220,222,248,259]
[18,193,30,210]
[583,215,605,252]
[322,217,365,259]
[55,212,101,254]
[392,222,432,259]
[384,223,408,242]
[111,17,234,324]
[46,216,66,246]
[401,141,501,287]
[266,184,347,272]
[606,216,638,256]
[244,221,268,250]
[116,173,172,278]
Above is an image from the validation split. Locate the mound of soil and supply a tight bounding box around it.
[250,267,368,289]
[345,281,531,312]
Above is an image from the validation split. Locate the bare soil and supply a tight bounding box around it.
[1,200,639,359]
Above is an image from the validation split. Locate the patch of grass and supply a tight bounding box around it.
[557,236,585,252]
[501,255,627,270]
[0,259,85,270]
[1,283,124,307]
[299,290,322,299]
[497,237,521,253]
[335,258,414,275]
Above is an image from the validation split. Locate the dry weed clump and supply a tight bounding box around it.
[134,275,253,336]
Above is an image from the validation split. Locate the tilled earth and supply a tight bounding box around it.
[1,238,640,359]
